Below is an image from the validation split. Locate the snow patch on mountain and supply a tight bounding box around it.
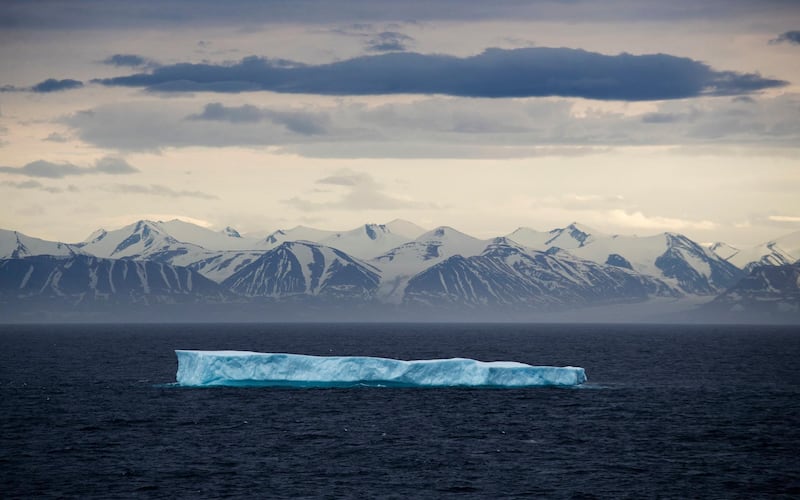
[403,238,676,309]
[560,232,741,295]
[222,241,380,299]
[169,250,265,283]
[319,224,411,259]
[708,242,740,261]
[0,254,224,303]
[262,226,337,247]
[76,220,208,259]
[0,229,84,259]
[155,219,257,251]
[372,226,490,302]
[507,222,605,251]
[384,219,427,240]
[727,231,800,272]
[703,263,800,321]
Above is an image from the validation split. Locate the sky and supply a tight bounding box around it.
[1,0,799,247]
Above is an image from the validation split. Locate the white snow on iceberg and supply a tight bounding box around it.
[175,350,587,388]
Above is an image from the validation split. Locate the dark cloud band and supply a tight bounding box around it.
[95,48,785,101]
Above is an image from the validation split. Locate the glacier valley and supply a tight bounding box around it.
[175,350,587,388]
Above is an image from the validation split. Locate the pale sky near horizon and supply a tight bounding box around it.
[1,0,799,247]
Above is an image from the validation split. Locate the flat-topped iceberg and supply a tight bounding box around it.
[175,350,587,388]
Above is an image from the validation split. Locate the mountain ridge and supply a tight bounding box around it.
[1,219,797,322]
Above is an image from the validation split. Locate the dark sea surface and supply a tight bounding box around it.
[1,323,799,499]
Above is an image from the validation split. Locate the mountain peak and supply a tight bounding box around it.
[221,226,241,238]
[384,219,427,239]
[708,241,740,262]
[363,223,388,240]
[540,222,603,249]
[419,226,465,240]
[128,219,165,234]
[564,221,602,235]
[82,228,107,244]
[485,236,529,254]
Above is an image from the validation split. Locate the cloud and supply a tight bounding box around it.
[532,193,628,212]
[641,113,684,124]
[95,47,786,101]
[284,169,435,211]
[607,209,716,231]
[1,78,84,93]
[188,102,329,134]
[43,132,70,142]
[365,31,414,52]
[4,0,796,29]
[104,184,218,199]
[769,30,800,45]
[101,53,156,68]
[316,171,373,186]
[31,78,83,92]
[0,160,84,178]
[189,102,263,123]
[93,157,139,174]
[739,214,800,230]
[0,156,139,178]
[326,24,415,52]
[64,101,312,151]
[0,179,79,193]
[768,215,800,223]
[64,94,800,157]
[641,108,699,124]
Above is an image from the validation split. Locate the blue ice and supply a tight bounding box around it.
[175,350,587,388]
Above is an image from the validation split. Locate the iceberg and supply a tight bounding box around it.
[175,350,587,388]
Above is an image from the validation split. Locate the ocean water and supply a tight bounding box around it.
[1,323,799,499]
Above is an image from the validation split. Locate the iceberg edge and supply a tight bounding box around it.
[175,350,587,388]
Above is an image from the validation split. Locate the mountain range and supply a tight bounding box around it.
[0,219,797,322]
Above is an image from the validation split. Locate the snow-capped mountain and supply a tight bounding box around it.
[75,220,210,260]
[702,263,800,321]
[544,231,743,295]
[0,228,84,259]
[383,219,427,240]
[3,218,796,322]
[261,221,422,258]
[318,224,412,259]
[222,241,380,299]
[371,226,490,301]
[0,254,225,304]
[722,231,800,272]
[403,238,676,309]
[153,219,257,251]
[69,219,419,283]
[175,250,266,283]
[507,222,605,251]
[707,242,740,261]
[262,225,338,247]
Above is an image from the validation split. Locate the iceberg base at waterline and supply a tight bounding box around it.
[175,350,587,388]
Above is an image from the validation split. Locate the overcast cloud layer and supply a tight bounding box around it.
[0,1,798,246]
[3,0,798,27]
